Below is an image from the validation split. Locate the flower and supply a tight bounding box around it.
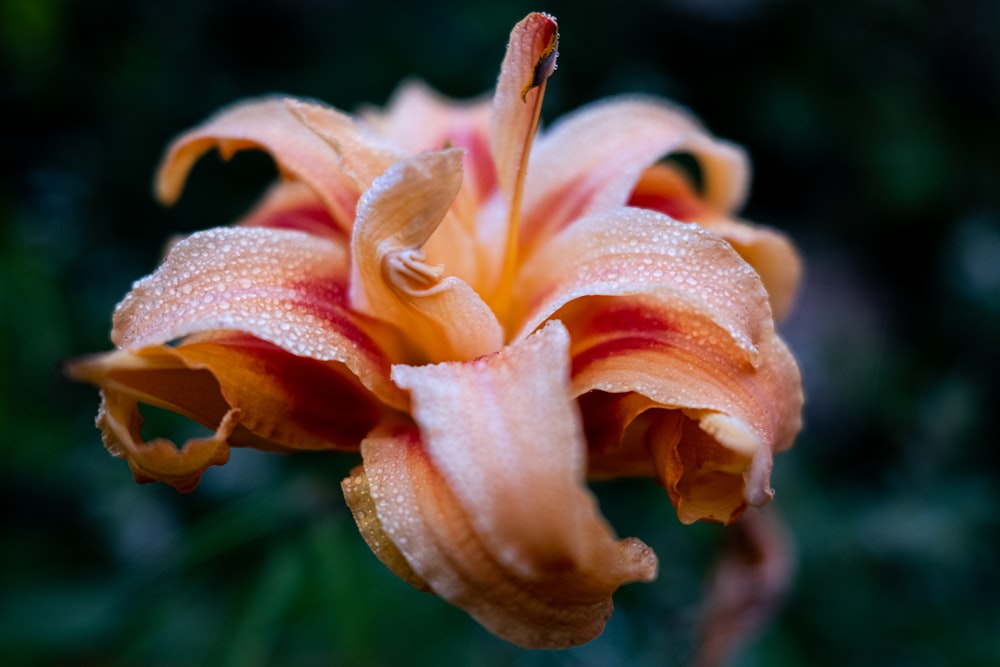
[67,12,803,648]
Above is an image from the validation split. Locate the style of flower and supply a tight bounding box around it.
[67,13,803,648]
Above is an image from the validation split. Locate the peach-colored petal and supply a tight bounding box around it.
[578,392,788,527]
[629,163,802,320]
[519,97,748,254]
[651,411,755,525]
[581,396,753,525]
[66,335,388,491]
[700,217,801,321]
[361,81,496,206]
[94,388,237,493]
[349,428,656,648]
[349,150,503,362]
[346,322,656,647]
[238,180,344,240]
[284,98,404,190]
[68,345,231,440]
[359,82,498,293]
[172,334,386,450]
[155,97,367,233]
[510,207,800,522]
[513,208,772,363]
[563,297,802,523]
[567,300,802,455]
[112,226,406,408]
[341,458,430,593]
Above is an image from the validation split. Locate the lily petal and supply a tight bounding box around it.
[700,217,801,321]
[513,207,771,363]
[112,225,405,407]
[361,81,496,206]
[155,97,368,232]
[512,208,800,523]
[349,150,504,362]
[341,455,430,593]
[67,333,387,491]
[629,163,802,319]
[578,390,661,478]
[284,98,404,190]
[344,322,657,648]
[360,82,498,292]
[94,388,237,493]
[651,410,758,525]
[238,180,344,240]
[520,97,747,255]
[566,299,802,524]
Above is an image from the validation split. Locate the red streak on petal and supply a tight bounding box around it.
[521,177,602,252]
[628,163,709,222]
[627,192,704,221]
[579,304,677,337]
[284,277,387,364]
[247,203,348,240]
[231,336,381,446]
[569,305,677,376]
[571,336,666,378]
[448,128,498,202]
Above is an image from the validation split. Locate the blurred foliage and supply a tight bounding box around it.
[3,0,999,665]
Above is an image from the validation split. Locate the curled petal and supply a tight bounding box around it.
[578,389,789,525]
[361,81,496,206]
[95,388,236,493]
[349,150,504,362]
[155,97,371,232]
[346,322,657,648]
[113,226,405,408]
[341,460,429,592]
[566,299,802,524]
[629,163,802,320]
[67,334,387,490]
[649,411,754,525]
[512,208,801,522]
[578,390,660,478]
[566,299,803,457]
[361,82,497,292]
[520,97,748,254]
[284,98,404,190]
[174,335,387,450]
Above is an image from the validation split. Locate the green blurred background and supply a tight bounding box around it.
[3,0,999,664]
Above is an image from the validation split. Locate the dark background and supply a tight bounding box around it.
[3,0,999,665]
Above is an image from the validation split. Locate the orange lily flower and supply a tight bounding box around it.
[67,13,802,648]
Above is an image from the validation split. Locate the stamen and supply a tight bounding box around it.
[520,27,559,102]
[386,249,444,293]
